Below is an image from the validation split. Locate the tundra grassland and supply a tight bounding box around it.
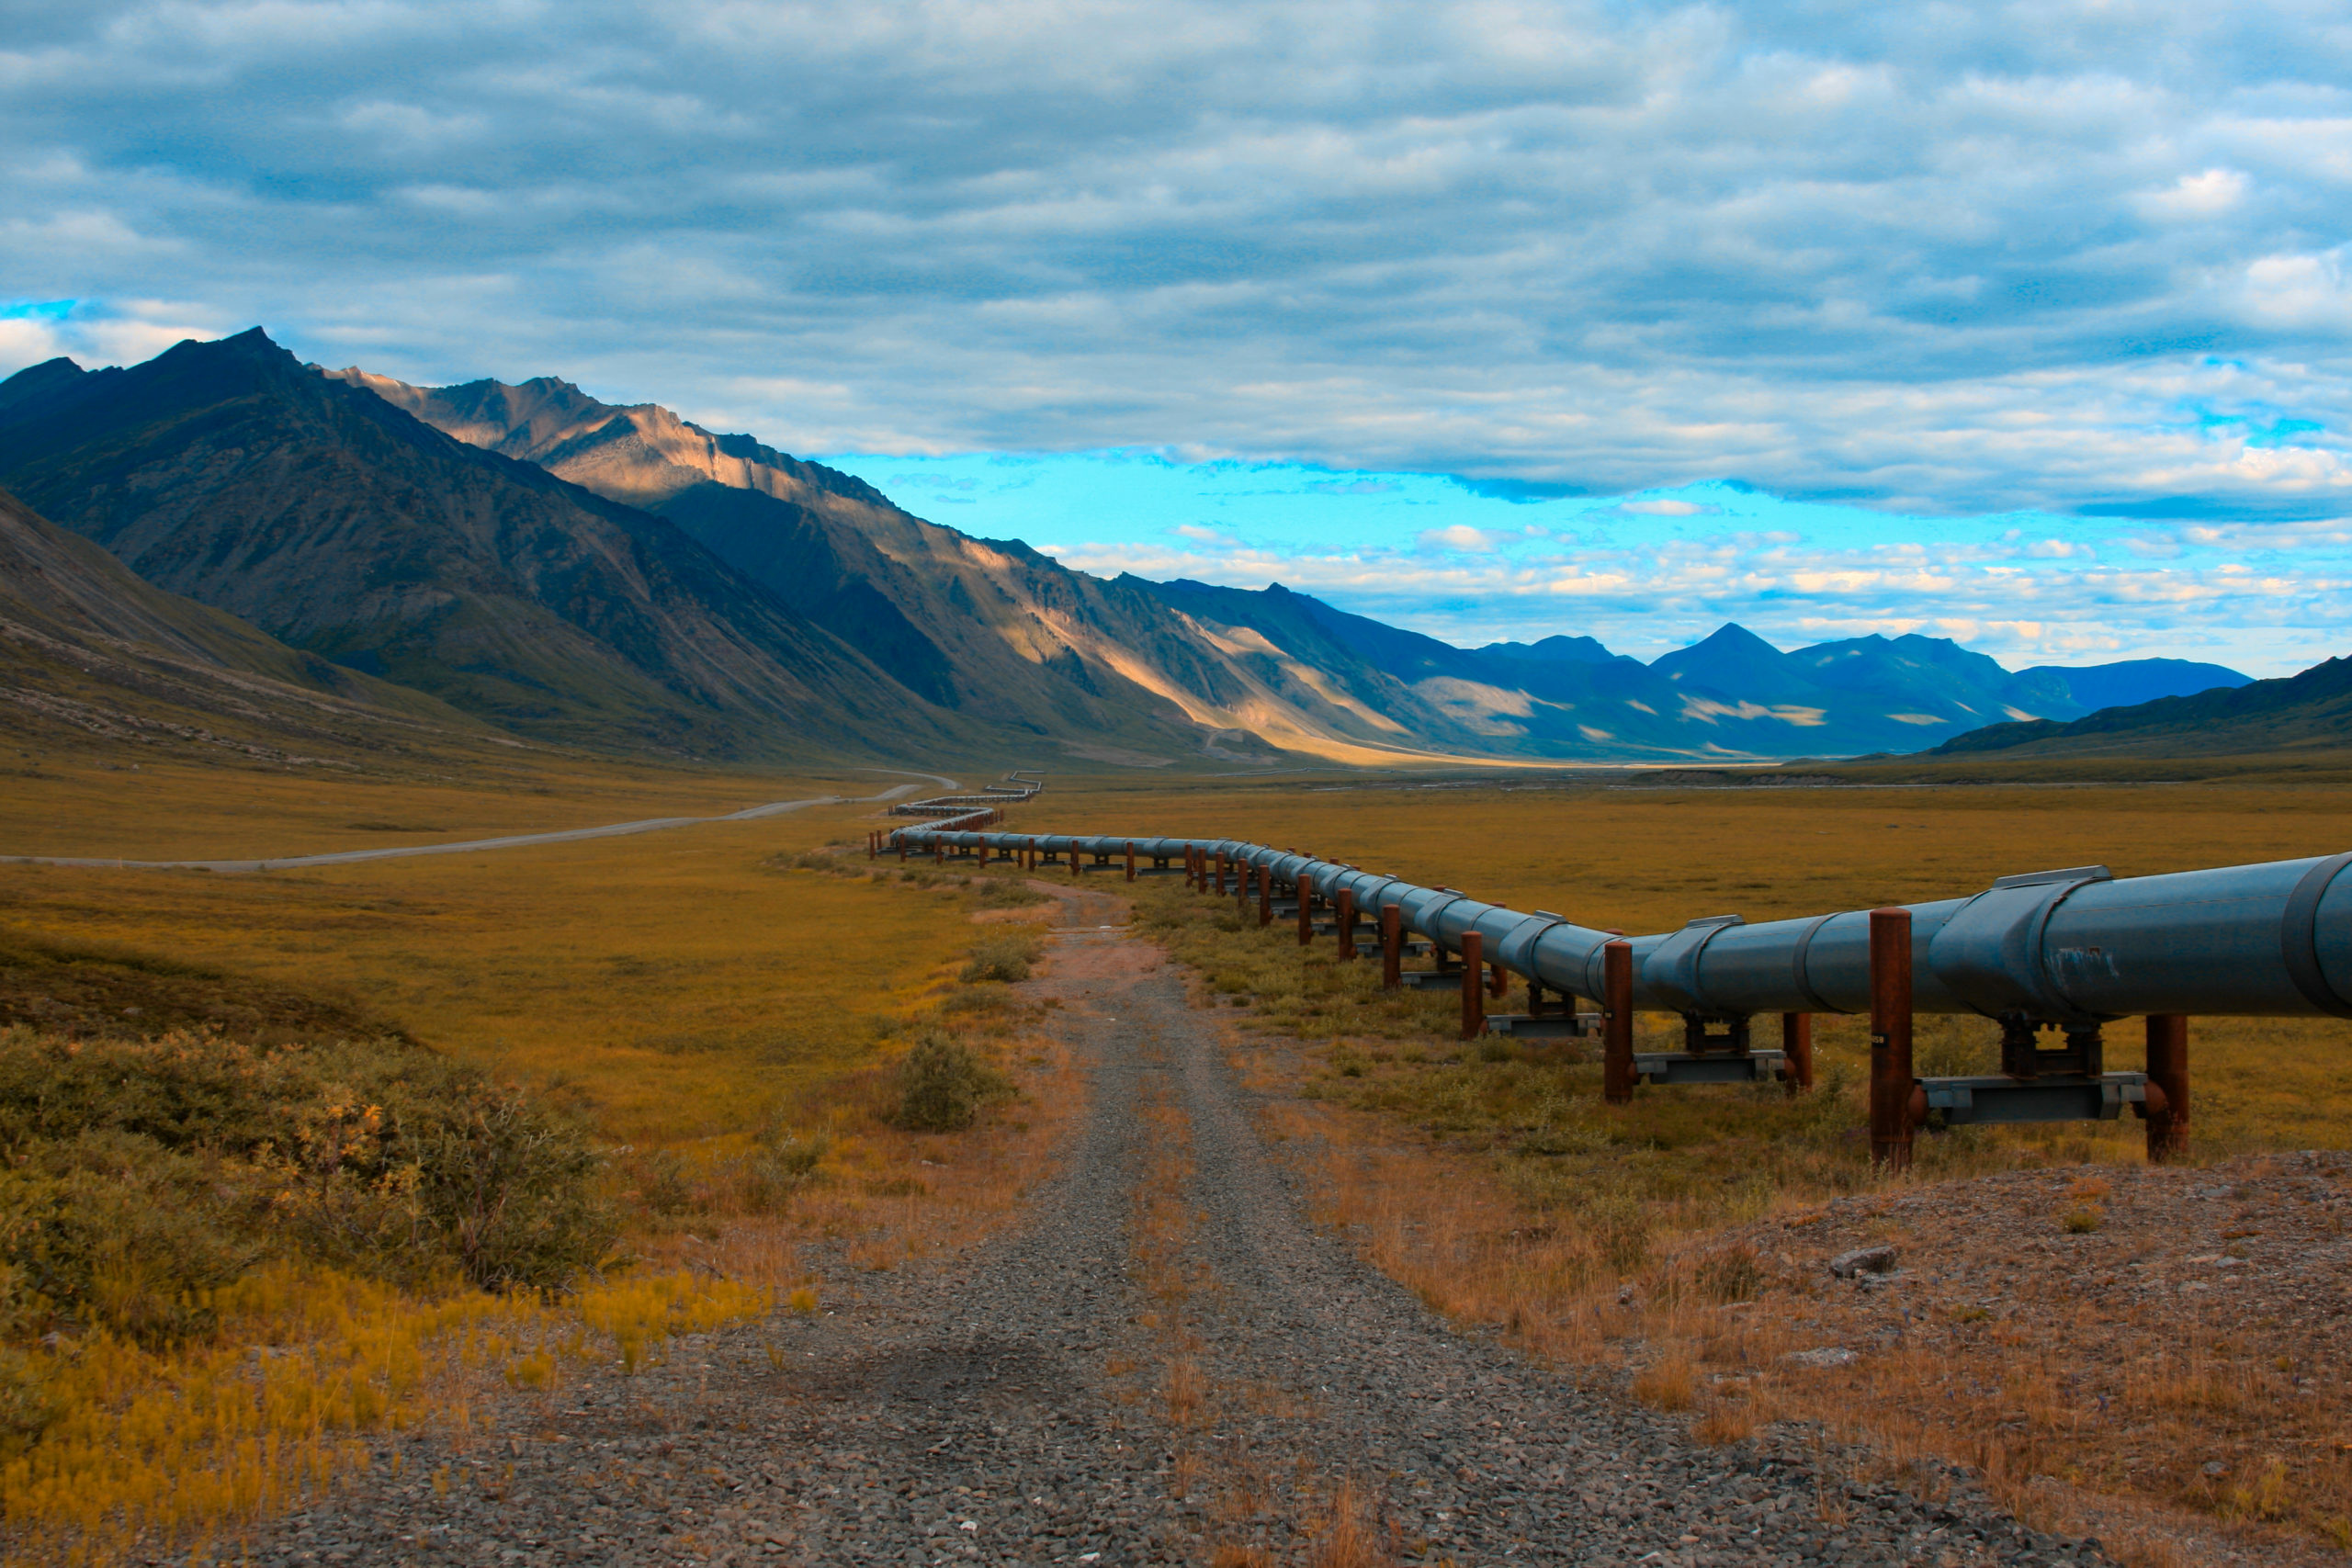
[1023,775,2352,1564]
[0,763,1076,1565]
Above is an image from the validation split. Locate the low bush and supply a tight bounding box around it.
[888,1032,1013,1133]
[971,879,1049,909]
[0,1026,617,1347]
[960,931,1045,984]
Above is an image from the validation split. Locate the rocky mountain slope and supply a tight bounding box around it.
[325,368,1542,764]
[1929,656,2352,760]
[348,365,2165,762]
[0,333,2270,769]
[0,333,965,761]
[0,483,500,765]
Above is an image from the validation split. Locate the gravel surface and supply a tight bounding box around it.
[229,925,2111,1568]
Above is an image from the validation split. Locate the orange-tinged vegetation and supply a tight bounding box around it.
[0,760,1074,1564]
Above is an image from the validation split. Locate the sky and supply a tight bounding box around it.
[4,1,2350,674]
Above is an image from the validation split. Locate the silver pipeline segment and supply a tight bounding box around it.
[895,827,2352,1026]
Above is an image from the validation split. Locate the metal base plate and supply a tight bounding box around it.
[1634,1049,1787,1085]
[1400,970,1465,991]
[1484,1013,1600,1039]
[1922,1071,2149,1125]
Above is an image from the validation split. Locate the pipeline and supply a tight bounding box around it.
[890,825,2352,1027]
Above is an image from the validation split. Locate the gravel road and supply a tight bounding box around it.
[13,773,956,872]
[241,923,2110,1568]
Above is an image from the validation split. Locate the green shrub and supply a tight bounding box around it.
[0,1027,617,1336]
[960,932,1044,984]
[888,1032,1012,1133]
[971,880,1049,909]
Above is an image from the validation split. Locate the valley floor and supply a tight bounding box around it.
[223,896,2103,1568]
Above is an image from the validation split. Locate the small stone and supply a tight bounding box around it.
[1829,1247,1897,1280]
[1783,1348,1860,1369]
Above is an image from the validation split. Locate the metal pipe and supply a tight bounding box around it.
[1870,908,1915,1170]
[893,829,2352,1028]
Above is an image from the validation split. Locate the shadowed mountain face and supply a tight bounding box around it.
[329,369,1534,765]
[0,483,500,763]
[1932,659,2352,760]
[2018,658,2252,711]
[350,367,2132,763]
[1,336,2271,768]
[0,333,959,760]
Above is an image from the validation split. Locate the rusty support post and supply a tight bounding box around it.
[1336,889,1357,961]
[1488,957,1508,999]
[1781,1012,1814,1093]
[1869,908,1915,1171]
[1603,941,1634,1104]
[1460,931,1487,1040]
[1214,851,1228,897]
[1259,865,1273,927]
[1069,845,1080,880]
[898,835,907,863]
[1297,869,1314,947]
[2144,1014,2189,1162]
[1125,840,1136,882]
[1380,903,1402,989]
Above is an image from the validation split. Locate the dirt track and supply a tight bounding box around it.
[233,898,2109,1568]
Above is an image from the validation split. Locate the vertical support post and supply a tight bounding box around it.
[2144,1014,2189,1162]
[1460,931,1486,1040]
[1603,940,1634,1105]
[1869,908,1915,1171]
[1125,841,1136,882]
[1186,847,1198,890]
[1781,1012,1814,1094]
[898,834,907,863]
[933,840,944,865]
[1380,903,1402,989]
[1259,865,1273,927]
[1297,869,1315,947]
[1214,851,1227,897]
[1336,889,1357,961]
[1488,956,1508,999]
[1069,844,1080,880]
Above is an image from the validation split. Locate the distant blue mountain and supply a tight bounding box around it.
[2018,658,2250,713]
[1473,635,1626,665]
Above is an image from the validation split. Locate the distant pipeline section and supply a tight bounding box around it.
[889,827,2352,1023]
[887,819,2352,1167]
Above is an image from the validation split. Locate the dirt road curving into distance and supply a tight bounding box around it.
[8,769,959,873]
[232,886,2107,1568]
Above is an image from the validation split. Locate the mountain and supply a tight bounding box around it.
[1473,636,1624,666]
[0,482,497,764]
[327,369,1592,765]
[1929,657,2352,759]
[0,332,958,761]
[2018,658,2250,711]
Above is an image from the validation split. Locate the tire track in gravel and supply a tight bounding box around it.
[231,914,2113,1568]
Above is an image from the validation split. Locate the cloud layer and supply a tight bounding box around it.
[4,0,2349,519]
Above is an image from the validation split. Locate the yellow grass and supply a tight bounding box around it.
[0,760,1071,1562]
[1056,773,2352,1562]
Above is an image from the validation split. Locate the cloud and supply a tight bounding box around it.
[1418,524,1502,552]
[9,0,2349,519]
